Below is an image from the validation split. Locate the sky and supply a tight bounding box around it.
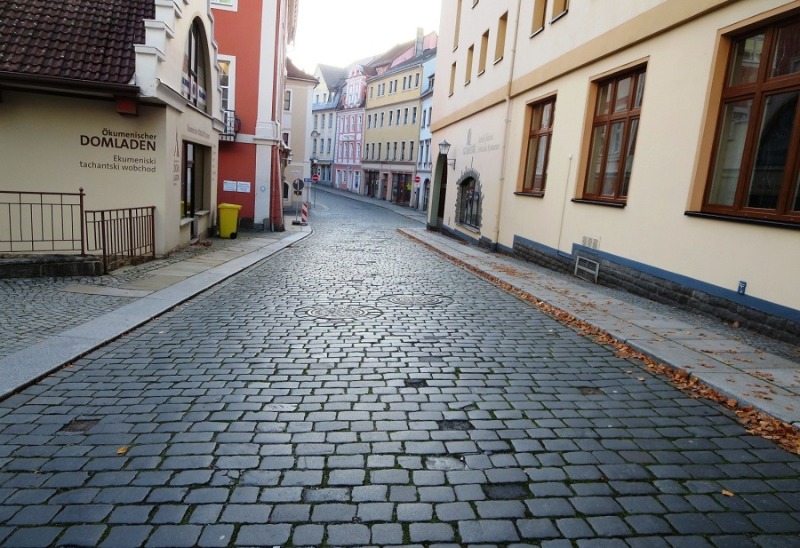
[289,0,442,74]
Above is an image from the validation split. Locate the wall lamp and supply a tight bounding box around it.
[439,140,456,170]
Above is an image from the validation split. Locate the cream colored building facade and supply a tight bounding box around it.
[432,0,800,337]
[283,61,318,208]
[1,1,223,256]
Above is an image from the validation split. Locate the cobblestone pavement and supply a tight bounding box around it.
[1,192,799,547]
[0,229,292,356]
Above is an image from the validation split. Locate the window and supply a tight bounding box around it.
[389,111,393,126]
[552,0,569,21]
[458,178,481,229]
[412,107,418,125]
[313,114,318,129]
[393,142,397,160]
[380,112,385,127]
[327,138,331,153]
[328,113,333,128]
[466,45,474,84]
[283,90,292,111]
[313,139,317,154]
[415,73,420,87]
[704,17,800,223]
[450,62,457,96]
[282,132,290,147]
[401,142,406,160]
[454,0,463,50]
[403,108,408,125]
[218,57,234,111]
[532,0,546,36]
[182,19,209,111]
[410,141,414,161]
[495,12,508,63]
[522,97,556,195]
[210,0,237,11]
[479,30,489,74]
[583,66,646,203]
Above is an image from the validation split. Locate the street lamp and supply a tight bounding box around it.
[439,140,456,170]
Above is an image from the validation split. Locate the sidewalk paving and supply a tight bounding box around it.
[2,185,799,431]
[0,222,311,400]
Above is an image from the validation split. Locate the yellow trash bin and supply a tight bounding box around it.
[217,203,242,239]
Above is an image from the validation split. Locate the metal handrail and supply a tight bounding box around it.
[0,189,86,254]
[85,206,156,274]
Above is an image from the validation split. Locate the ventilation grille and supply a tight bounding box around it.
[582,235,600,250]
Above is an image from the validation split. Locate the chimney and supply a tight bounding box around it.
[415,27,424,56]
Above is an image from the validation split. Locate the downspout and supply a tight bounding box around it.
[269,0,285,231]
[492,0,523,249]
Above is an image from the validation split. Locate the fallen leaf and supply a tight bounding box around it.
[721,489,734,497]
[117,447,128,455]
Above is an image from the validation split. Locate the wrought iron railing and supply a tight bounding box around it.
[0,189,86,254]
[220,109,241,142]
[85,206,156,274]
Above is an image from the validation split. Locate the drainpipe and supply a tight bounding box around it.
[492,0,523,249]
[269,0,285,231]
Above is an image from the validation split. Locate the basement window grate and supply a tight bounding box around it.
[574,255,600,283]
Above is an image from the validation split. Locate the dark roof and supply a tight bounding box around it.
[317,64,345,88]
[286,58,317,83]
[0,0,153,85]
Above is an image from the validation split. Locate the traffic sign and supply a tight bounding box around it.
[414,176,421,183]
[312,174,319,182]
[292,178,304,191]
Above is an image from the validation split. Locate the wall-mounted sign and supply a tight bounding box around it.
[223,180,251,193]
[78,127,158,174]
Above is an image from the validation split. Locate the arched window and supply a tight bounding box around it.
[182,19,210,112]
[457,177,482,229]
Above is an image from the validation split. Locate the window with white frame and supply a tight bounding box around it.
[218,56,235,111]
[210,0,237,11]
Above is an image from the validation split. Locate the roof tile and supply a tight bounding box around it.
[0,0,154,84]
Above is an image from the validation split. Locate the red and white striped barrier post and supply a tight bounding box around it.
[300,201,308,225]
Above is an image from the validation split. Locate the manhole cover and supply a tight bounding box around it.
[297,304,382,321]
[484,483,530,499]
[424,456,466,471]
[437,419,473,431]
[384,294,449,306]
[579,387,605,395]
[404,379,428,388]
[60,419,99,433]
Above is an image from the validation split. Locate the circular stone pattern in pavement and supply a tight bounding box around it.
[383,294,450,306]
[297,303,383,320]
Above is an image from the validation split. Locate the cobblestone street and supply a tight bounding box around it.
[1,191,799,547]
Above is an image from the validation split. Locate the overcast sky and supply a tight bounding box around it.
[289,0,442,74]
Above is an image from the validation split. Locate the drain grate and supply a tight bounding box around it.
[483,483,530,499]
[60,419,99,433]
[296,304,382,321]
[404,379,428,388]
[383,294,449,306]
[436,419,473,431]
[579,387,605,395]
